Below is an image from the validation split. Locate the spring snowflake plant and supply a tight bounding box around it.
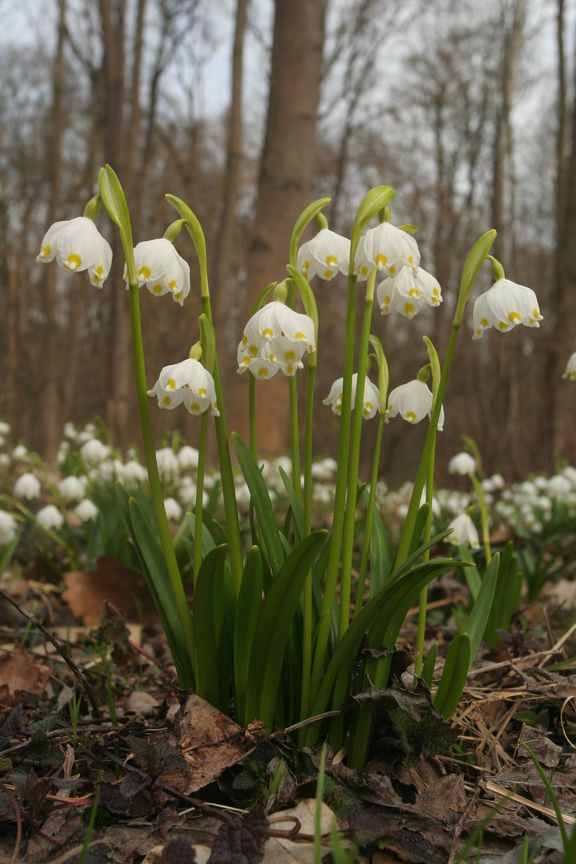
[33,165,543,767]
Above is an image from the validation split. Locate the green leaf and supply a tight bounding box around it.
[522,742,570,850]
[369,509,392,597]
[193,545,230,710]
[289,197,331,264]
[455,229,497,323]
[234,547,264,724]
[468,552,500,662]
[352,185,396,238]
[278,465,304,542]
[368,335,389,412]
[483,543,521,647]
[233,433,286,575]
[433,633,471,719]
[421,641,438,687]
[244,531,327,727]
[0,535,18,575]
[458,544,481,600]
[286,265,319,336]
[397,224,419,234]
[98,165,133,248]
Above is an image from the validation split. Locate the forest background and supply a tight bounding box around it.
[1,0,574,486]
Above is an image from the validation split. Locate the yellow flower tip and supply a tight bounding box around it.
[262,328,274,338]
[167,378,176,390]
[498,321,509,331]
[174,290,183,302]
[241,356,251,366]
[303,260,310,270]
[65,253,82,270]
[388,265,397,275]
[406,410,417,422]
[40,244,52,258]
[249,344,258,357]
[375,253,388,268]
[284,350,295,361]
[198,387,207,396]
[408,288,420,297]
[361,266,368,276]
[286,364,294,374]
[507,311,521,323]
[138,266,151,280]
[408,255,414,265]
[294,331,306,340]
[162,396,171,406]
[241,335,248,346]
[257,367,269,378]
[571,371,576,380]
[481,317,488,327]
[324,269,334,279]
[152,283,163,295]
[404,302,415,316]
[325,255,337,266]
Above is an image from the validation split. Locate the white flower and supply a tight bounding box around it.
[13,472,41,500]
[37,505,65,530]
[548,475,571,497]
[12,445,29,462]
[80,439,110,465]
[0,510,17,545]
[164,497,183,522]
[178,477,197,506]
[0,455,9,467]
[58,476,86,501]
[177,446,199,470]
[74,499,99,522]
[472,278,543,340]
[148,359,219,416]
[37,217,112,287]
[128,239,190,306]
[448,452,477,476]
[237,302,315,378]
[386,380,444,430]
[296,228,350,281]
[63,422,78,440]
[311,457,338,481]
[323,373,380,419]
[562,352,576,380]
[120,460,148,486]
[377,267,442,319]
[155,447,179,480]
[447,513,480,548]
[0,421,10,436]
[354,223,420,280]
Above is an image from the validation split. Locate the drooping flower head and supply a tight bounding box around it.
[37,505,65,530]
[448,452,477,476]
[562,352,576,380]
[0,510,17,546]
[37,216,113,287]
[377,267,442,319]
[148,358,219,416]
[355,223,420,281]
[237,301,315,379]
[13,472,41,500]
[472,278,542,340]
[386,380,444,430]
[447,513,480,548]
[126,238,191,306]
[296,228,351,281]
[323,373,380,419]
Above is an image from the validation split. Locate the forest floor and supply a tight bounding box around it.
[0,559,575,864]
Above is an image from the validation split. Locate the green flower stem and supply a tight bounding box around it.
[128,283,196,684]
[339,269,376,636]
[303,364,317,538]
[414,438,436,678]
[310,274,358,694]
[471,474,492,563]
[194,412,209,581]
[249,376,257,458]
[299,363,317,723]
[353,413,385,616]
[289,376,302,504]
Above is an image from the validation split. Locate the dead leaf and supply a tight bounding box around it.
[62,556,158,626]
[127,691,160,716]
[264,800,339,863]
[413,774,467,824]
[0,647,50,698]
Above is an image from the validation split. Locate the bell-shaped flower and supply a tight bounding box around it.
[164,497,183,522]
[74,499,99,523]
[323,373,380,419]
[37,505,65,530]
[447,513,480,548]
[237,301,315,378]
[58,476,87,502]
[13,472,41,500]
[386,380,444,430]
[448,452,477,476]
[37,217,113,287]
[127,238,190,306]
[354,223,420,280]
[0,510,17,546]
[472,278,542,340]
[148,358,219,416]
[296,228,350,281]
[377,267,442,319]
[562,352,576,380]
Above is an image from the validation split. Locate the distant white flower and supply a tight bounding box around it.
[448,452,477,476]
[63,422,78,440]
[323,373,380,419]
[235,482,251,510]
[472,279,543,340]
[311,457,338,481]
[12,445,29,462]
[37,505,65,530]
[0,421,10,436]
[386,380,444,430]
[148,359,219,416]
[296,228,350,281]
[0,510,17,545]
[13,472,41,500]
[74,499,98,522]
[58,476,86,502]
[178,477,197,506]
[164,497,183,522]
[80,439,110,465]
[128,239,190,306]
[56,442,70,464]
[237,302,315,378]
[562,353,576,380]
[354,223,420,280]
[155,447,179,480]
[120,460,148,486]
[177,446,199,470]
[377,267,442,319]
[548,475,571,497]
[37,217,113,287]
[447,513,480,548]
[0,455,9,467]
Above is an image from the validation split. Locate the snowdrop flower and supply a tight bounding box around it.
[37,505,65,530]
[56,442,70,464]
[148,359,219,416]
[13,472,41,500]
[237,302,315,378]
[448,452,477,476]
[155,447,179,480]
[12,445,29,462]
[323,373,380,419]
[178,477,197,506]
[311,457,338,481]
[296,228,350,281]
[0,421,10,436]
[386,380,444,430]
[447,513,480,548]
[548,475,571,497]
[128,239,190,306]
[562,353,576,380]
[177,446,199,470]
[472,279,542,340]
[0,510,17,545]
[235,482,251,510]
[0,455,9,467]
[355,223,420,280]
[377,267,442,319]
[58,476,86,502]
[80,439,110,465]
[63,422,78,440]
[164,497,183,522]
[74,499,98,523]
[37,217,112,287]
[120,460,148,486]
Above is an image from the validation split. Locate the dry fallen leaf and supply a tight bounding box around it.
[264,799,339,863]
[127,691,160,716]
[62,556,158,626]
[0,647,51,698]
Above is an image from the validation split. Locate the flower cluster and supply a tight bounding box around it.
[237,301,316,379]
